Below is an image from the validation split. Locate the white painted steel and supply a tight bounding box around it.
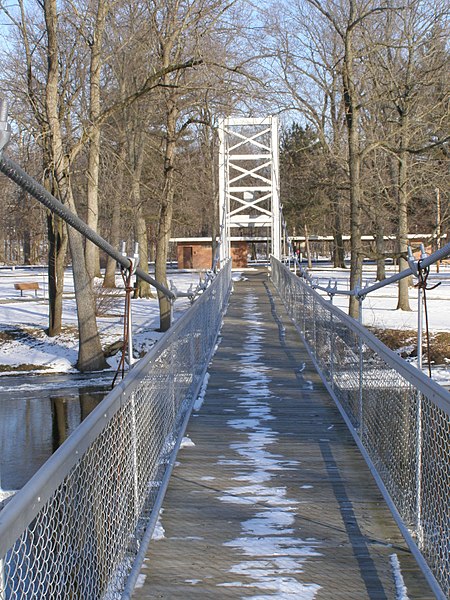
[218,120,228,263]
[218,116,281,260]
[271,115,281,260]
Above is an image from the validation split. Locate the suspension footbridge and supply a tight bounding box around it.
[131,269,435,600]
[0,111,449,599]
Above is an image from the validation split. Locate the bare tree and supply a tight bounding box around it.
[364,0,449,309]
[263,3,351,268]
[44,0,107,370]
[85,0,110,280]
[149,0,242,330]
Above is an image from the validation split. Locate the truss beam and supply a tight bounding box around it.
[219,116,280,263]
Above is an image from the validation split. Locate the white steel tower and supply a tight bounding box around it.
[218,116,280,263]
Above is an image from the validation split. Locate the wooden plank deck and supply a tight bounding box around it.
[132,270,434,599]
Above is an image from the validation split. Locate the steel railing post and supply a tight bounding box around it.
[417,286,423,372]
[358,296,364,435]
[128,244,140,368]
[330,311,335,390]
[416,254,424,546]
[415,389,424,547]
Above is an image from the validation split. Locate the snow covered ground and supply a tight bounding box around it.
[0,266,199,375]
[309,262,450,332]
[0,262,448,382]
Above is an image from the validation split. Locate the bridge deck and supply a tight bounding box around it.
[132,270,433,599]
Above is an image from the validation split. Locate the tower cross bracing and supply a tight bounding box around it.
[219,116,281,262]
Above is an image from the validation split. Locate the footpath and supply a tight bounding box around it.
[132,270,433,599]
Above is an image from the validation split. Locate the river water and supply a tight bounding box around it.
[0,372,112,492]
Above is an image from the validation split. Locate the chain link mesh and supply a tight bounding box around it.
[0,261,231,599]
[271,257,450,598]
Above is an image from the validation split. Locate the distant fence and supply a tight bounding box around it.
[0,259,231,600]
[271,256,450,600]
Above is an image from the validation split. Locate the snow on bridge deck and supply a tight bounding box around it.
[132,270,433,599]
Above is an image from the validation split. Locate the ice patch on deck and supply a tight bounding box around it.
[194,372,210,410]
[217,292,321,596]
[180,436,195,448]
[134,574,147,588]
[390,554,410,599]
[151,512,165,541]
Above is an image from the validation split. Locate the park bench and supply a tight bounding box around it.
[14,282,40,297]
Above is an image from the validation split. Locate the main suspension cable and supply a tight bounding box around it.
[0,153,175,301]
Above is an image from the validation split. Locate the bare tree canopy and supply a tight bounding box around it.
[0,0,448,356]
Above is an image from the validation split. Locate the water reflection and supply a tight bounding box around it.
[0,376,110,491]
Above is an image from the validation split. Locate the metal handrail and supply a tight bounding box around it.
[271,256,450,599]
[285,239,450,299]
[0,259,232,598]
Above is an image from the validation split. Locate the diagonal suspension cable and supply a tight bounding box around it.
[0,153,175,300]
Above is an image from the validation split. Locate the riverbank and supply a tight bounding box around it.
[0,267,199,375]
[0,264,449,384]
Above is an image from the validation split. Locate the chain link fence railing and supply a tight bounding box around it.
[271,256,450,600]
[0,259,231,600]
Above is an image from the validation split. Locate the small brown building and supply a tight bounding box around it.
[174,238,248,269]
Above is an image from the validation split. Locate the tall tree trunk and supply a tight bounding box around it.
[332,193,346,268]
[396,115,411,310]
[47,212,68,335]
[45,149,68,336]
[375,223,386,281]
[66,187,107,370]
[85,0,108,281]
[347,129,363,319]
[130,135,153,299]
[208,127,218,267]
[134,211,152,298]
[155,89,178,331]
[103,138,126,288]
[44,0,106,371]
[304,223,312,269]
[17,0,68,334]
[343,12,363,319]
[103,199,121,288]
[155,195,174,331]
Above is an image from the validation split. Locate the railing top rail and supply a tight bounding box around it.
[274,257,450,417]
[0,260,231,557]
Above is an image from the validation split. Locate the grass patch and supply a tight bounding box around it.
[0,327,29,342]
[369,327,450,364]
[0,364,48,372]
